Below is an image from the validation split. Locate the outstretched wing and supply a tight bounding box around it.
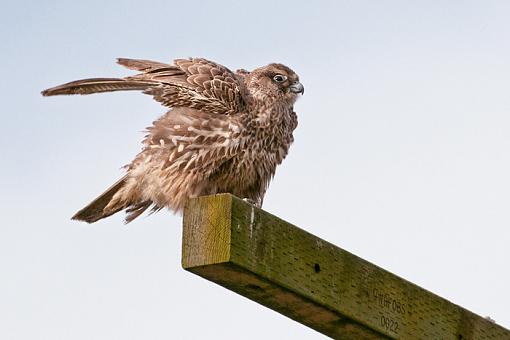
[124,57,247,114]
[42,57,248,115]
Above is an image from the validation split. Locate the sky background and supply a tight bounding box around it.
[2,1,510,339]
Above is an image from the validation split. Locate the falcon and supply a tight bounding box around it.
[42,57,304,223]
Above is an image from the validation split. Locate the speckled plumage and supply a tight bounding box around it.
[42,57,303,223]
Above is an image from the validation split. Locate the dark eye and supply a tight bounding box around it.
[273,74,287,82]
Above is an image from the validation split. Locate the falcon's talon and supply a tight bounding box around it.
[242,198,257,206]
[42,57,303,224]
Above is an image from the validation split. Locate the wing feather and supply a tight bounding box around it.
[142,57,247,114]
[41,78,155,96]
[43,57,247,115]
[116,58,173,72]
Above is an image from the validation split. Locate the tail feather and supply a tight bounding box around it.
[41,78,154,96]
[72,176,129,223]
[124,201,152,224]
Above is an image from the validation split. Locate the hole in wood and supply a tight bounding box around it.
[314,263,321,273]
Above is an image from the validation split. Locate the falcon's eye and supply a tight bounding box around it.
[273,74,287,82]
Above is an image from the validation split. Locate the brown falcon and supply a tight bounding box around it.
[42,57,304,223]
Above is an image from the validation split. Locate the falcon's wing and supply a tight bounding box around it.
[130,58,247,115]
[42,57,248,115]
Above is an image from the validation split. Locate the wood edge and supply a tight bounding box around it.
[182,194,233,269]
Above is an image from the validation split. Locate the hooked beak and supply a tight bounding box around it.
[289,81,304,95]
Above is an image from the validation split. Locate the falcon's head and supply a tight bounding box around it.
[245,63,304,104]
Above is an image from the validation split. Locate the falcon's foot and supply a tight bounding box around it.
[242,198,257,206]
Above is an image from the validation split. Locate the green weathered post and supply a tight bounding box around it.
[182,194,510,339]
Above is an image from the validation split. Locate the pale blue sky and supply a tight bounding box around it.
[2,1,510,339]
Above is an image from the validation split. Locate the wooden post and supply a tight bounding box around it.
[182,194,510,339]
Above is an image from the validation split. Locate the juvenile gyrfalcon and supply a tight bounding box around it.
[42,57,304,223]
